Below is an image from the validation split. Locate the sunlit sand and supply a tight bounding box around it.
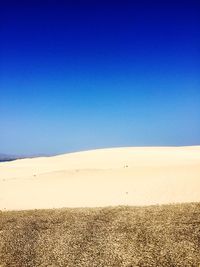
[0,146,200,210]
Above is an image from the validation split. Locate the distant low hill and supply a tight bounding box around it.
[0,154,22,162]
[0,153,48,162]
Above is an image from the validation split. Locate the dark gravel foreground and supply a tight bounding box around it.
[0,203,200,267]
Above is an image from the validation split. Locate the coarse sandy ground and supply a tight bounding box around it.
[0,146,200,210]
[0,203,200,267]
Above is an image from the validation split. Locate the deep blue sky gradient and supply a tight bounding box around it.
[0,0,200,155]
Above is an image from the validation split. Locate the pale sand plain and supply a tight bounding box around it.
[0,146,200,210]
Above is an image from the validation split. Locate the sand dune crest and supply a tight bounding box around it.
[0,146,200,210]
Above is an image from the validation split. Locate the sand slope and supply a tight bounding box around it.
[0,146,200,210]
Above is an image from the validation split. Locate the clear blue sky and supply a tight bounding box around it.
[0,0,199,155]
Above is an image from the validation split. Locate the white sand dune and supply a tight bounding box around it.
[0,146,200,210]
